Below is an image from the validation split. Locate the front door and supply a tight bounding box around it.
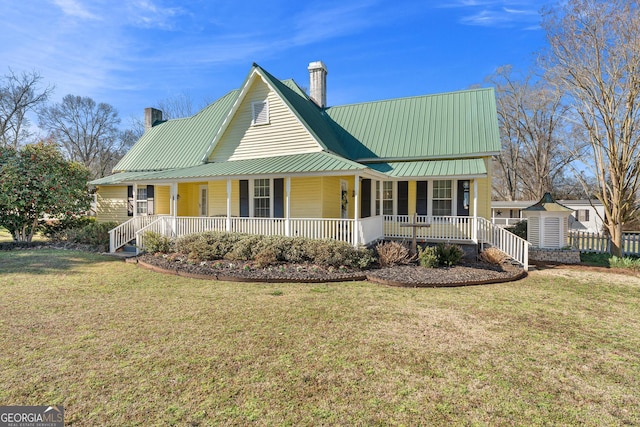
[340,180,348,219]
[199,185,208,216]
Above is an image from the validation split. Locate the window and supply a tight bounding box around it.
[432,180,452,216]
[382,181,393,215]
[136,187,147,215]
[251,101,269,125]
[577,209,590,222]
[253,178,270,217]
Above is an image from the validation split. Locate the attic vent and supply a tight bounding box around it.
[252,101,269,125]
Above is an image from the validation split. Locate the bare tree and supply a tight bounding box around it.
[0,69,53,148]
[38,95,123,179]
[541,0,640,256]
[487,65,581,200]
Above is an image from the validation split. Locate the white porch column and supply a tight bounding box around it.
[171,182,178,237]
[353,175,360,246]
[226,179,232,232]
[285,177,291,237]
[472,179,478,243]
[378,180,383,216]
[132,183,138,217]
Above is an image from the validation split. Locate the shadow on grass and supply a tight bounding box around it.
[0,249,119,275]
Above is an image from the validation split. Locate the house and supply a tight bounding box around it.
[491,199,604,233]
[90,61,528,267]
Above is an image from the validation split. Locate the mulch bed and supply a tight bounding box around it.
[135,254,527,287]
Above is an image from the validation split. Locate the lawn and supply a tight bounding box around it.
[1,250,639,426]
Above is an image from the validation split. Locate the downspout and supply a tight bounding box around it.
[353,175,360,246]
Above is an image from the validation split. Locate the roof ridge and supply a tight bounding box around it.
[327,87,494,110]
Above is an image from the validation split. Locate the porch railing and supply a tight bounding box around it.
[109,215,162,252]
[476,217,529,270]
[383,215,474,241]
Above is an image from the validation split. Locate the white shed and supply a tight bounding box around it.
[522,193,574,249]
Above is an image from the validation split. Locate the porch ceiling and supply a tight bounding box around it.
[364,158,487,179]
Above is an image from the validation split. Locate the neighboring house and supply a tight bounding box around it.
[491,199,604,233]
[91,61,526,265]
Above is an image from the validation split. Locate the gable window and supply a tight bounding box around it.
[253,178,270,217]
[251,101,269,125]
[432,180,452,216]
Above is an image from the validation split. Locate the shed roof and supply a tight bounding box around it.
[522,193,573,212]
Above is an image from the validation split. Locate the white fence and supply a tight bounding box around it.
[569,231,640,256]
[477,217,529,269]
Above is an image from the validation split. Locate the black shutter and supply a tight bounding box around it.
[147,185,155,215]
[274,178,284,218]
[360,179,371,218]
[239,180,249,217]
[416,181,428,215]
[457,180,470,216]
[397,181,409,215]
[127,185,133,216]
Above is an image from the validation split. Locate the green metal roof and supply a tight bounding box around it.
[522,192,573,212]
[130,152,367,181]
[325,88,501,161]
[113,90,239,172]
[89,171,160,185]
[365,158,487,178]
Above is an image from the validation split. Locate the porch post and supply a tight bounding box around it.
[132,183,138,217]
[226,179,232,232]
[285,177,291,237]
[472,179,478,243]
[353,175,360,246]
[171,182,178,237]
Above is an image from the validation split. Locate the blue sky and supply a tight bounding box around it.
[0,0,551,127]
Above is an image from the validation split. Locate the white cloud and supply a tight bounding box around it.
[52,0,99,20]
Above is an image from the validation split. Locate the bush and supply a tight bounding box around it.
[479,247,509,265]
[171,231,376,269]
[54,221,117,251]
[418,245,438,268]
[506,220,527,239]
[436,243,464,267]
[143,231,173,254]
[376,241,415,267]
[40,215,96,239]
[609,255,640,270]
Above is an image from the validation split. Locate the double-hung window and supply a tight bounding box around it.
[253,178,270,217]
[375,181,394,215]
[432,180,452,216]
[136,187,148,215]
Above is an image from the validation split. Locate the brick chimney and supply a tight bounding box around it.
[308,61,328,108]
[144,107,163,131]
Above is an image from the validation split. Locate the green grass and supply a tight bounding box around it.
[1,250,640,426]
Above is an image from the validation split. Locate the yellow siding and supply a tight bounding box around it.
[95,186,129,224]
[408,181,416,215]
[474,157,492,219]
[208,181,227,216]
[177,182,207,217]
[289,177,323,218]
[209,75,322,162]
[321,176,342,218]
[155,185,171,215]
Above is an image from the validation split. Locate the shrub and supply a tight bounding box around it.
[506,220,527,239]
[418,245,438,268]
[143,231,173,254]
[40,215,96,238]
[609,255,640,270]
[55,221,117,251]
[254,247,278,268]
[176,231,244,261]
[225,235,263,261]
[376,241,415,267]
[479,247,509,265]
[436,243,464,267]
